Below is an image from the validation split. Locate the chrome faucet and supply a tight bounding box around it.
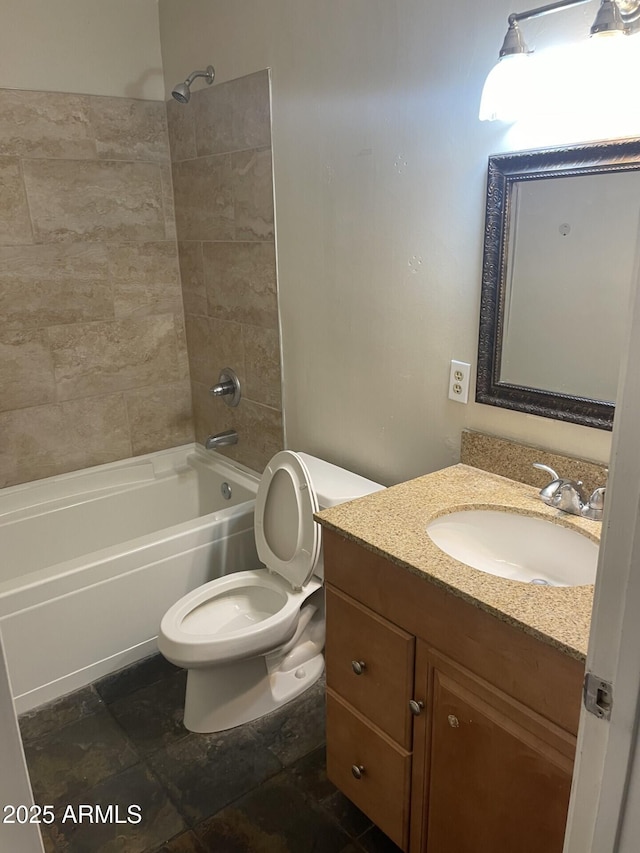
[209,368,241,407]
[205,429,238,450]
[533,463,606,521]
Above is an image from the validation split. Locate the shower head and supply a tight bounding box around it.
[171,65,215,104]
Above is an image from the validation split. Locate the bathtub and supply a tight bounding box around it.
[0,444,260,713]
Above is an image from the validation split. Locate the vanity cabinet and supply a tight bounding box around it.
[325,586,415,848]
[323,529,585,853]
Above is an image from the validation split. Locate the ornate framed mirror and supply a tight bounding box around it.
[476,137,640,430]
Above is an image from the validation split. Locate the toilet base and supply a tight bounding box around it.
[183,650,325,733]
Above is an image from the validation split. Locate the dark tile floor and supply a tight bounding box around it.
[19,654,403,853]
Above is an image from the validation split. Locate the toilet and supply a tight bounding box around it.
[158,450,384,733]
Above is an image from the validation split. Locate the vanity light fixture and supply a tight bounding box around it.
[479,0,638,121]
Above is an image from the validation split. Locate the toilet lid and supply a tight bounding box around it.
[254,450,321,589]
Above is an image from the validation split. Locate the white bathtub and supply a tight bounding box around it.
[0,444,260,713]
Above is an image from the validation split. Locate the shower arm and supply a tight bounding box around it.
[183,66,215,87]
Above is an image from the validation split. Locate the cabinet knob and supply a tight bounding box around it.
[409,699,425,716]
[351,764,365,780]
[448,714,460,728]
[351,660,366,675]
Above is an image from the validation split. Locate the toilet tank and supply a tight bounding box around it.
[297,453,384,582]
[297,453,385,509]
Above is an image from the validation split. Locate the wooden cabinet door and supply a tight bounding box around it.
[412,647,576,853]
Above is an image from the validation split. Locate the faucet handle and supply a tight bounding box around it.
[533,462,587,506]
[533,462,562,504]
[588,487,606,511]
[552,481,585,514]
[585,470,607,515]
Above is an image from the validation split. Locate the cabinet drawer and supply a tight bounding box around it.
[327,689,411,851]
[326,585,415,747]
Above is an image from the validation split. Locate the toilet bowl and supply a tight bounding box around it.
[158,450,383,733]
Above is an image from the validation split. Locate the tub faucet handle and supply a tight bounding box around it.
[209,368,241,407]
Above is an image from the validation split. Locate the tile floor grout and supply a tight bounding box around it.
[18,653,401,853]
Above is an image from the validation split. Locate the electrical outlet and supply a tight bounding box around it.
[448,359,471,404]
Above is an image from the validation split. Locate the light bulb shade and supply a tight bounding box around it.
[479,54,533,122]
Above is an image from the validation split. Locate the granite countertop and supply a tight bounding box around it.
[316,463,599,661]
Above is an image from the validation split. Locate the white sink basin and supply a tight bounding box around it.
[426,509,598,586]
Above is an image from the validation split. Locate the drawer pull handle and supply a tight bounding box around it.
[351,660,366,676]
[351,764,365,780]
[409,699,425,716]
[448,714,460,728]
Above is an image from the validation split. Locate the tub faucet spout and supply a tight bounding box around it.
[205,429,238,450]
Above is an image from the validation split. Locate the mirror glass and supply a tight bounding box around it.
[476,139,640,430]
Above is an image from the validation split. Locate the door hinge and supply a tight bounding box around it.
[584,672,613,721]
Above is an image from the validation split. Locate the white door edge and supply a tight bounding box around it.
[563,216,640,853]
[0,628,44,853]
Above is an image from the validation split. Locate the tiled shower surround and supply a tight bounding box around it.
[0,89,191,488]
[167,70,284,473]
[0,71,283,487]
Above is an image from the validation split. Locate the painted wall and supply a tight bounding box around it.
[158,0,622,485]
[0,0,164,99]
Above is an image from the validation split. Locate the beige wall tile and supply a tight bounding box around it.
[175,314,191,381]
[192,381,283,473]
[232,398,283,472]
[232,148,274,240]
[171,71,280,463]
[0,90,95,159]
[107,241,180,285]
[172,154,234,241]
[0,87,193,487]
[0,243,114,330]
[107,242,183,318]
[0,330,56,412]
[192,382,234,448]
[112,281,183,319]
[23,159,166,243]
[177,241,206,315]
[184,314,244,386]
[49,315,183,400]
[0,395,132,488]
[0,157,33,245]
[203,241,278,328]
[243,325,282,408]
[166,96,197,162]
[160,164,177,241]
[125,380,194,455]
[89,97,170,162]
[194,70,271,157]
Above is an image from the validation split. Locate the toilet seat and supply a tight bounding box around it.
[254,450,321,589]
[159,451,325,672]
[158,569,322,669]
